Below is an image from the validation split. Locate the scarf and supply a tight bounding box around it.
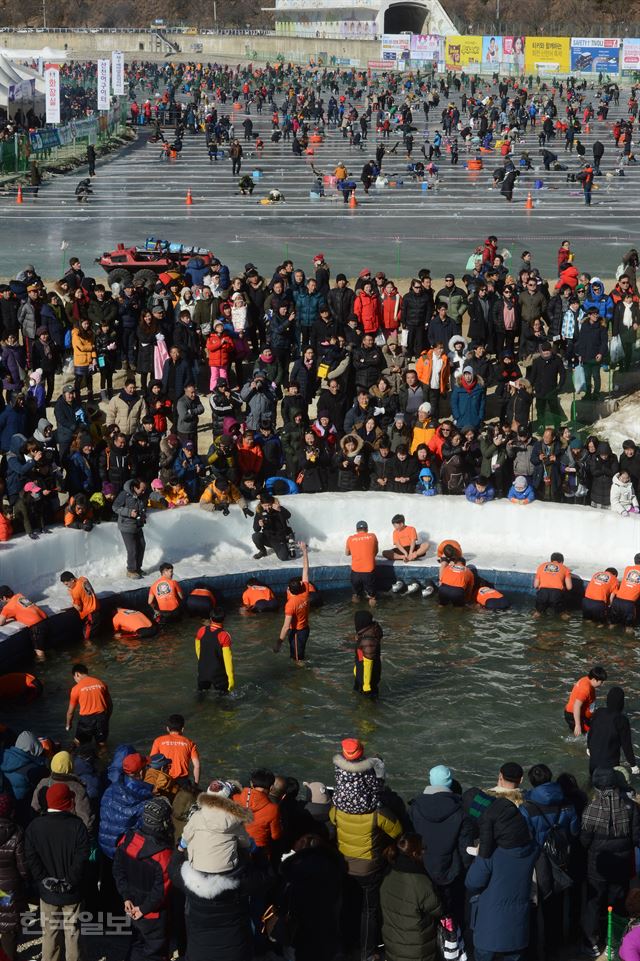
[581,788,631,837]
[461,376,477,393]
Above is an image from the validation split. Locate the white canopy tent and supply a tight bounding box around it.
[0,54,47,120]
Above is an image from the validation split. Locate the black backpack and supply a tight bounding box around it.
[529,802,573,899]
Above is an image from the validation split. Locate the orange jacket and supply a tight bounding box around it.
[354,291,382,334]
[381,291,402,332]
[415,350,450,391]
[235,787,282,849]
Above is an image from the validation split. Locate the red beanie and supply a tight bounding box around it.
[46,783,74,812]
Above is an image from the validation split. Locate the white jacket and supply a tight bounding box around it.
[610,473,639,515]
[182,792,252,874]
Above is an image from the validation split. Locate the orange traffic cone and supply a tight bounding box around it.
[186,188,193,205]
[349,190,358,208]
[585,123,591,133]
[525,191,534,210]
[16,184,23,204]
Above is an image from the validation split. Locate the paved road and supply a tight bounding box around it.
[0,82,635,279]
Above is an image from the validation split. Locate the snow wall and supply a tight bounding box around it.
[2,491,640,670]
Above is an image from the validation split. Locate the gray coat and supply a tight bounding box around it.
[240,381,277,430]
[113,479,146,533]
[175,393,204,435]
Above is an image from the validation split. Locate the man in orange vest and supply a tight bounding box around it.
[112,608,158,639]
[185,585,217,618]
[582,568,619,624]
[242,578,278,613]
[438,555,475,606]
[533,552,573,616]
[345,520,379,606]
[65,663,112,746]
[148,563,183,620]
[0,585,48,659]
[60,571,101,640]
[275,543,311,662]
[564,666,607,735]
[610,553,640,631]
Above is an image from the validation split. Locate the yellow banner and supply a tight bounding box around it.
[445,35,483,69]
[525,36,570,74]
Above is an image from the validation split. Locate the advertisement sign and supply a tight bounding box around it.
[97,58,110,111]
[44,66,60,124]
[622,38,640,71]
[381,33,411,61]
[525,36,570,74]
[410,34,443,61]
[8,79,35,102]
[30,128,61,151]
[111,50,125,95]
[445,35,482,69]
[502,36,526,71]
[570,37,620,73]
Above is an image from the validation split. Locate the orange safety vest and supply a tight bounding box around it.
[242,585,275,608]
[441,563,471,589]
[585,571,618,603]
[113,608,153,634]
[148,577,182,612]
[536,562,570,590]
[476,586,505,606]
[615,566,640,602]
[190,587,217,604]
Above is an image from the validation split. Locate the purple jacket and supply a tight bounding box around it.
[620,925,640,961]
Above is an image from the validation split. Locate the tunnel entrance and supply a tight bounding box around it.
[383,3,428,33]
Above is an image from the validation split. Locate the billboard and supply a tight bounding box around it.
[479,35,525,69]
[570,37,620,73]
[622,38,640,71]
[445,35,482,69]
[381,33,411,62]
[525,36,570,74]
[410,34,443,61]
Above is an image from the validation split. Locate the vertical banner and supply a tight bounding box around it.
[44,66,60,124]
[111,50,124,95]
[622,39,640,71]
[97,58,110,110]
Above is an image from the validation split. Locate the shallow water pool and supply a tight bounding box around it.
[7,591,639,796]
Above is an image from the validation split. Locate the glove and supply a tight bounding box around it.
[242,507,254,518]
[632,766,640,775]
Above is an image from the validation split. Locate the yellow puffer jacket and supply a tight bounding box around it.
[329,806,401,876]
[71,328,96,367]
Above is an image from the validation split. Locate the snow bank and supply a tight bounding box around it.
[2,492,640,668]
[590,392,640,453]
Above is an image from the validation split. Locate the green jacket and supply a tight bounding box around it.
[380,856,441,961]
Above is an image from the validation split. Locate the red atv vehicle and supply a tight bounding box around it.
[96,238,214,288]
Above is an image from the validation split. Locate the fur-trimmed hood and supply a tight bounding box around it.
[483,785,524,807]
[195,792,254,824]
[339,433,364,456]
[180,860,241,900]
[333,753,375,774]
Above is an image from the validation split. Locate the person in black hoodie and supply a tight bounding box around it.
[113,797,173,961]
[410,764,473,923]
[327,275,355,330]
[587,687,639,775]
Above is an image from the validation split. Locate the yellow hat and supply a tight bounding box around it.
[50,750,73,775]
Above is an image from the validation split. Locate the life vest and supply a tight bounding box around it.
[112,608,153,634]
[585,571,618,603]
[441,563,471,590]
[476,586,505,606]
[536,561,569,590]
[242,585,275,608]
[196,626,228,686]
[149,577,182,612]
[615,565,640,602]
